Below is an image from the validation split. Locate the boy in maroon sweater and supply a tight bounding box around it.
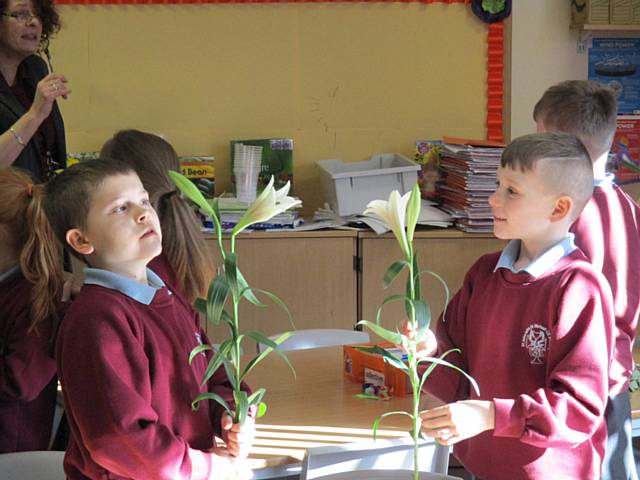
[43,159,254,480]
[535,80,640,480]
[419,133,615,480]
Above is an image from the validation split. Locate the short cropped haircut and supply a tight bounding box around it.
[501,132,594,221]
[44,158,135,259]
[533,80,617,161]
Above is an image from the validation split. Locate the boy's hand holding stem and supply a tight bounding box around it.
[400,321,495,446]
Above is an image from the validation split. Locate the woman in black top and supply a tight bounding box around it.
[0,0,69,182]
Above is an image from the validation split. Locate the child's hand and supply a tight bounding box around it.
[400,320,438,359]
[420,400,495,445]
[220,412,256,458]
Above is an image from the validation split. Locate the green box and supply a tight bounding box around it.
[230,138,293,194]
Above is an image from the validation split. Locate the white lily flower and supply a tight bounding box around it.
[232,176,302,235]
[363,190,411,258]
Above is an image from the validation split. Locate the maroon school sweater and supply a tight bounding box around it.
[571,181,640,393]
[0,268,57,452]
[57,282,237,479]
[423,250,614,480]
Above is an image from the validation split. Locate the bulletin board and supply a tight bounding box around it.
[53,1,503,214]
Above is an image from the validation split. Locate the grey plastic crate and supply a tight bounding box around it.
[317,153,420,216]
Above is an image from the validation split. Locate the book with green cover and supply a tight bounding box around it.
[230,138,293,194]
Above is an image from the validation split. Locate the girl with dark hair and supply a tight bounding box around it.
[101,129,216,304]
[0,0,69,182]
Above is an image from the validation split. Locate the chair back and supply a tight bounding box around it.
[0,451,65,480]
[258,329,370,353]
[300,436,451,480]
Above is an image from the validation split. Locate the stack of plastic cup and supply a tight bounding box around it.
[234,144,263,204]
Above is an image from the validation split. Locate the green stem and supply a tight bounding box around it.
[407,247,420,479]
[230,235,241,424]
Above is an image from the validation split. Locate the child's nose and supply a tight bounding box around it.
[488,191,498,207]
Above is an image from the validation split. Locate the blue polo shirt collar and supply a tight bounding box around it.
[84,267,166,305]
[594,172,614,188]
[0,265,20,283]
[494,234,577,278]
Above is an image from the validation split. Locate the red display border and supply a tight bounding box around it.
[55,0,503,142]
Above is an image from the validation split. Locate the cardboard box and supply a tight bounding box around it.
[610,115,640,183]
[611,0,640,24]
[343,342,411,396]
[572,0,610,24]
[230,138,293,194]
[179,156,215,199]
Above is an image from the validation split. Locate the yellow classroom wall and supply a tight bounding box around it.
[52,3,488,215]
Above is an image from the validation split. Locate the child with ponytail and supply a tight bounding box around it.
[0,167,64,452]
[100,129,215,305]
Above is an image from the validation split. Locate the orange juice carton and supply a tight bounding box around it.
[343,342,411,396]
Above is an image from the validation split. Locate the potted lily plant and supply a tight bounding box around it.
[169,171,299,425]
[356,183,479,480]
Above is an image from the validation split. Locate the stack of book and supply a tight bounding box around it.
[201,197,303,232]
[437,137,504,233]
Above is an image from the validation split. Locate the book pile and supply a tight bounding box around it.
[201,197,303,232]
[437,137,504,233]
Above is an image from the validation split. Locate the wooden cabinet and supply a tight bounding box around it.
[203,230,358,342]
[201,229,505,344]
[358,231,505,336]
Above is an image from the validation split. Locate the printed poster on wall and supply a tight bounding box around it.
[589,38,640,114]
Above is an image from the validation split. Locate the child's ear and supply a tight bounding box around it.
[65,228,95,256]
[550,195,572,222]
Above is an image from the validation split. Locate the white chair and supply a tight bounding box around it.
[257,329,370,353]
[0,451,66,480]
[300,436,454,480]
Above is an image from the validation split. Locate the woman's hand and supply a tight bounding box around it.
[29,73,70,122]
[420,400,495,446]
[220,412,257,458]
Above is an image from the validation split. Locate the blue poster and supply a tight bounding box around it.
[589,38,640,114]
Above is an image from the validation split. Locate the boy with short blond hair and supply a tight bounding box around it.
[43,159,253,480]
[535,79,640,480]
[420,133,614,480]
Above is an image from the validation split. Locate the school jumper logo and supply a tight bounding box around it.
[521,324,551,364]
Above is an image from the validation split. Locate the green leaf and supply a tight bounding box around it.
[188,343,214,365]
[355,394,381,400]
[201,339,232,386]
[224,253,239,298]
[237,269,261,306]
[354,345,408,373]
[241,331,296,381]
[371,411,413,440]
[256,402,268,418]
[413,299,431,332]
[221,356,238,391]
[247,388,267,407]
[191,392,232,416]
[357,320,403,345]
[168,171,217,219]
[375,294,409,326]
[412,252,422,302]
[418,349,480,396]
[193,297,207,316]
[234,389,249,425]
[244,288,295,329]
[417,269,450,322]
[206,275,230,326]
[405,183,421,244]
[383,260,409,289]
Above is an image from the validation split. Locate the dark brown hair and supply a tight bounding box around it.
[533,80,618,161]
[0,0,61,46]
[101,129,215,303]
[0,167,63,334]
[501,132,594,221]
[44,157,136,261]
